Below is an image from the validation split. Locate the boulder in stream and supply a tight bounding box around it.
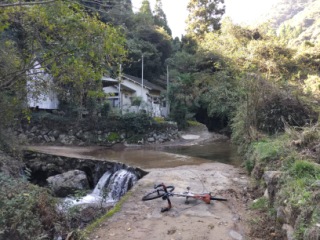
[47,170,90,197]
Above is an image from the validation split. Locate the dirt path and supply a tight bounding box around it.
[88,163,250,240]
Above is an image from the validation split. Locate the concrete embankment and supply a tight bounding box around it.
[89,162,250,240]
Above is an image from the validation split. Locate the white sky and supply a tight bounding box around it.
[131,0,279,38]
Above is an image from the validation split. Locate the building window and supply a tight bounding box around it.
[162,101,166,107]
[109,99,119,108]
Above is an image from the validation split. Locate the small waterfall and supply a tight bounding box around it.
[105,169,138,201]
[91,171,113,196]
[63,167,138,208]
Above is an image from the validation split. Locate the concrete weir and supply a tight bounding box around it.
[23,149,147,188]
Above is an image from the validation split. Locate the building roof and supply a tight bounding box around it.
[122,74,164,92]
[101,76,118,87]
[101,74,164,92]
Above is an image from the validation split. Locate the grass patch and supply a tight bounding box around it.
[242,124,320,239]
[279,177,313,207]
[251,140,282,162]
[278,160,320,208]
[246,134,293,170]
[250,197,269,210]
[82,191,132,238]
[289,160,320,179]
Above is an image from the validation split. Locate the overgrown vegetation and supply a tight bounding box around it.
[0,172,65,240]
[245,124,320,239]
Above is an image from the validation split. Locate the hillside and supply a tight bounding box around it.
[260,0,320,46]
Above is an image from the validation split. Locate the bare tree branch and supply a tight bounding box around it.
[0,0,113,8]
[0,0,56,8]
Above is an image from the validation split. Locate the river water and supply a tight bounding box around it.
[83,139,242,169]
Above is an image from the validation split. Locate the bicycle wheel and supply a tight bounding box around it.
[142,186,174,201]
[210,196,227,201]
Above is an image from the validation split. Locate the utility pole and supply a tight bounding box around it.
[141,54,144,99]
[119,64,122,110]
[166,65,170,117]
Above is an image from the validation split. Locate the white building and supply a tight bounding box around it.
[26,66,168,117]
[102,74,168,117]
[27,61,59,109]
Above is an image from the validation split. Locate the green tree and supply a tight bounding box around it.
[80,0,134,28]
[168,73,198,128]
[125,25,172,80]
[0,0,126,131]
[124,0,173,81]
[153,0,172,36]
[186,0,225,37]
[137,0,154,25]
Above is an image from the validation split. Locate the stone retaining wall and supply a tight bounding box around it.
[12,121,179,146]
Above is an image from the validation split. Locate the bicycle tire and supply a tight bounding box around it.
[142,186,174,201]
[210,196,227,201]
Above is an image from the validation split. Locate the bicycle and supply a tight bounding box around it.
[142,183,227,212]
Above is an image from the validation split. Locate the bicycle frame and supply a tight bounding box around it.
[173,192,212,204]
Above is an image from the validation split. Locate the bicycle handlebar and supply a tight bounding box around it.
[154,183,175,193]
[154,183,164,189]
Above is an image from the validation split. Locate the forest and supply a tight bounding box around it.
[0,0,319,239]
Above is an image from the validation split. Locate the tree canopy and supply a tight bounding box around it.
[0,0,126,125]
[186,0,225,37]
[154,0,172,36]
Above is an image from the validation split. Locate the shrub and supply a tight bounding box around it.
[244,159,255,174]
[106,132,121,143]
[256,93,317,134]
[300,124,320,147]
[0,173,64,240]
[187,120,201,127]
[153,117,165,123]
[231,103,251,153]
[100,102,111,117]
[121,112,154,136]
[130,96,142,106]
[30,111,75,130]
[303,75,320,98]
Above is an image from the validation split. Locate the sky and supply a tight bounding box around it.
[131,0,279,38]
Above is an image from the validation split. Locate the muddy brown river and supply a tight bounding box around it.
[28,139,241,169]
[78,140,241,169]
